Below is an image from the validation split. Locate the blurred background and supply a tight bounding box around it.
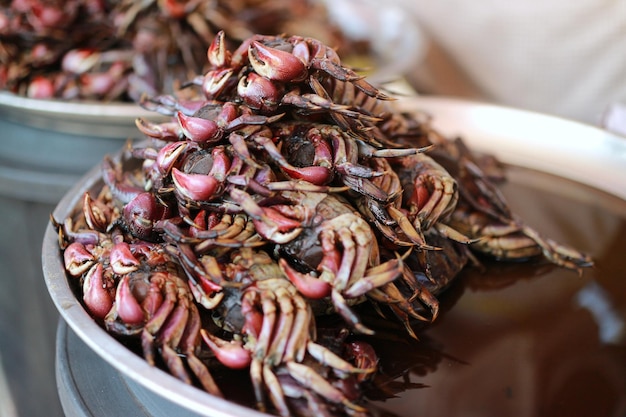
[396,0,626,127]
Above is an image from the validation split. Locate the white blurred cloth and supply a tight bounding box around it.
[396,0,626,125]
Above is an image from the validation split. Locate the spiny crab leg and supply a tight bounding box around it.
[101,155,145,204]
[184,304,223,396]
[343,255,405,299]
[306,341,376,375]
[285,362,367,413]
[387,205,440,250]
[331,289,374,336]
[141,273,177,366]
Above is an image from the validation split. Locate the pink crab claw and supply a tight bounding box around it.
[83,264,113,320]
[123,192,166,240]
[26,75,55,99]
[63,242,94,277]
[141,276,164,317]
[201,329,251,369]
[109,242,140,275]
[61,48,99,74]
[155,141,191,175]
[176,111,220,143]
[115,275,145,325]
[345,341,379,382]
[237,72,281,113]
[279,258,331,299]
[252,207,302,244]
[27,2,65,30]
[279,164,333,185]
[160,0,190,19]
[207,30,230,68]
[171,146,230,201]
[203,68,233,98]
[172,168,220,201]
[228,188,302,243]
[248,40,307,82]
[83,192,111,232]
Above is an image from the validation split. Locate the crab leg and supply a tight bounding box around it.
[331,290,374,335]
[286,362,367,412]
[306,342,376,375]
[183,304,223,396]
[344,256,404,298]
[282,296,313,364]
[267,287,295,365]
[142,274,177,365]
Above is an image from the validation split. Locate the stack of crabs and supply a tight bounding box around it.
[54,31,593,417]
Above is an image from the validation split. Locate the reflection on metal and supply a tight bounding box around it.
[0,352,18,417]
[576,281,626,346]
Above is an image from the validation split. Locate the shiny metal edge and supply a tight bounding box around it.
[0,91,152,119]
[397,96,626,201]
[0,91,165,139]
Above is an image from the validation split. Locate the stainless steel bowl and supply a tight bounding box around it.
[0,92,158,204]
[42,96,626,417]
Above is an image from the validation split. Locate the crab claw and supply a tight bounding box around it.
[61,48,99,74]
[229,189,302,243]
[286,362,367,412]
[83,264,114,319]
[63,242,95,277]
[26,75,55,99]
[237,72,281,113]
[176,111,221,143]
[123,192,166,241]
[115,275,145,325]
[110,242,140,275]
[207,30,230,68]
[279,165,333,185]
[248,41,307,82]
[135,118,182,141]
[252,207,302,244]
[203,68,233,98]
[82,192,111,232]
[279,258,331,299]
[155,141,191,176]
[172,168,219,202]
[201,329,252,370]
[170,146,230,202]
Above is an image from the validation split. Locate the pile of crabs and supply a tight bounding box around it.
[1,0,365,101]
[53,32,593,417]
